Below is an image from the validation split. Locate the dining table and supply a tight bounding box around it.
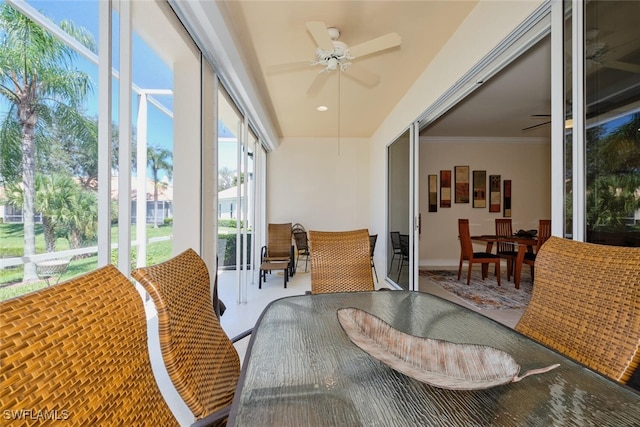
[228,291,640,426]
[470,234,538,288]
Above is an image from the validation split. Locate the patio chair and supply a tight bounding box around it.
[457,219,501,286]
[389,231,403,273]
[515,236,640,385]
[369,234,378,282]
[132,249,252,426]
[0,265,179,426]
[309,229,375,294]
[261,222,293,276]
[293,229,310,272]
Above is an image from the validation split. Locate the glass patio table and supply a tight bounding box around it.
[228,291,640,426]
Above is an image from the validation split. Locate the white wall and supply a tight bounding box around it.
[369,1,544,278]
[267,137,371,233]
[419,138,550,268]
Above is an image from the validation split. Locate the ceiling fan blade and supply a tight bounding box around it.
[349,32,401,58]
[266,60,313,75]
[521,121,551,132]
[602,60,640,74]
[344,63,379,87]
[306,21,334,51]
[307,71,331,97]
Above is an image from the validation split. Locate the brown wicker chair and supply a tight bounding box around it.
[0,265,178,426]
[457,219,501,286]
[132,249,250,426]
[515,236,640,385]
[309,229,375,294]
[261,222,293,279]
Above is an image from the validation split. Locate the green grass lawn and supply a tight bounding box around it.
[0,223,174,301]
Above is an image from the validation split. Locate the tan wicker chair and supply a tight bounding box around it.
[457,219,501,286]
[309,229,375,294]
[0,265,178,426]
[515,236,640,384]
[260,223,293,280]
[132,249,250,426]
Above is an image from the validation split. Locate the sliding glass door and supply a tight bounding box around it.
[387,124,419,290]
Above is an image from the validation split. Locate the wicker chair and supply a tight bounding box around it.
[0,265,179,426]
[309,229,375,294]
[515,236,640,385]
[261,222,293,277]
[132,249,251,426]
[457,219,501,286]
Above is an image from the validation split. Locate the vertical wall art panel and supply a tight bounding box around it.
[472,170,486,208]
[503,180,512,217]
[440,170,451,208]
[489,175,501,213]
[454,166,470,203]
[428,175,438,212]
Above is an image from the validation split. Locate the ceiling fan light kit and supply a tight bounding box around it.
[303,21,401,93]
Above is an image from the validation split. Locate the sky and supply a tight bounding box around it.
[2,0,240,176]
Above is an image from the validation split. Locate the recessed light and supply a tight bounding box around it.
[317,105,328,112]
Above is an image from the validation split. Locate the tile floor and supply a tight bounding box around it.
[148,264,525,426]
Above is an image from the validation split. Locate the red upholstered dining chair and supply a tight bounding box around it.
[457,219,501,286]
[521,219,551,280]
[495,218,518,280]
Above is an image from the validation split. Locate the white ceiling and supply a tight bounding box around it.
[209,1,639,143]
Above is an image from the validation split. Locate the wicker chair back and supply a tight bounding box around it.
[515,236,640,384]
[132,249,240,424]
[309,229,375,294]
[0,265,178,426]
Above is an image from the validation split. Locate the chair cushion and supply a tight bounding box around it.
[473,252,499,258]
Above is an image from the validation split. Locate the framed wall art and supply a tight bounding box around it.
[454,166,470,203]
[428,175,438,212]
[503,180,512,217]
[472,170,486,208]
[489,175,501,213]
[440,170,451,208]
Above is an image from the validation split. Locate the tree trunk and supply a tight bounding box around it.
[42,217,57,253]
[21,116,38,281]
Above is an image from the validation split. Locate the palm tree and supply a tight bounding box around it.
[147,146,173,227]
[0,4,94,280]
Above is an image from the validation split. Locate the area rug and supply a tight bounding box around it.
[419,269,532,310]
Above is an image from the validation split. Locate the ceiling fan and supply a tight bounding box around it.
[522,114,551,132]
[268,22,401,96]
[584,28,640,74]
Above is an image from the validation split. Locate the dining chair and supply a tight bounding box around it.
[521,219,551,280]
[309,229,375,294]
[494,218,518,280]
[457,219,501,286]
[369,234,378,282]
[515,236,640,385]
[388,231,403,273]
[293,229,310,272]
[0,265,179,426]
[132,249,251,426]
